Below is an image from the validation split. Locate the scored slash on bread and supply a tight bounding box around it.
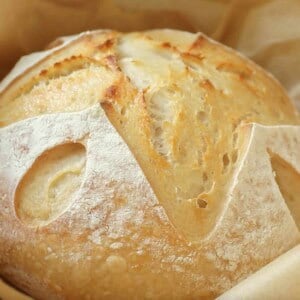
[0,30,299,299]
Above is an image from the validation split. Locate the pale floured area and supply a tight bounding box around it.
[15,143,86,227]
[270,151,300,229]
[0,30,299,299]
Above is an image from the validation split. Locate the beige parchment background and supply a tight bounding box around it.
[0,0,299,299]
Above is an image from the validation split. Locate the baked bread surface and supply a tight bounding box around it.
[0,29,299,299]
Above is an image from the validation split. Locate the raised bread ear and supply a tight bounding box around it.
[246,123,300,231]
[209,123,300,238]
[270,151,300,229]
[0,32,86,95]
[200,123,300,276]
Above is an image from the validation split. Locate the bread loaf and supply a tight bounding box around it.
[0,29,299,299]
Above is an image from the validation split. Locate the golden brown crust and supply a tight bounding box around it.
[0,29,299,299]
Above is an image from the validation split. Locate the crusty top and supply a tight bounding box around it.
[0,29,299,299]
